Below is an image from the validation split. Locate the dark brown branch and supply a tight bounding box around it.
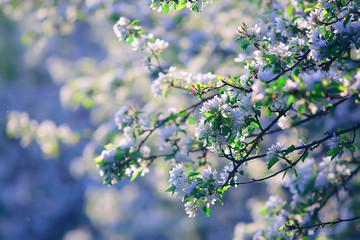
[221,108,290,188]
[266,50,310,84]
[249,96,352,137]
[287,166,360,233]
[137,93,218,151]
[311,165,360,222]
[231,149,309,185]
[221,80,252,93]
[229,123,360,185]
[286,216,360,231]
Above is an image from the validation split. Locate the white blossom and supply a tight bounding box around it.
[99,146,117,163]
[184,200,198,218]
[114,105,131,129]
[328,133,340,149]
[113,17,130,41]
[202,166,217,181]
[140,146,151,158]
[266,142,285,160]
[147,38,169,54]
[220,164,237,184]
[277,116,291,130]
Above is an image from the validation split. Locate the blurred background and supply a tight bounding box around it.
[0,0,264,239]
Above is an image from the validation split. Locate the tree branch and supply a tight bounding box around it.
[286,216,360,231]
[221,107,290,188]
[229,123,360,185]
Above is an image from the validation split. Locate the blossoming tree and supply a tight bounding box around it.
[7,0,358,239]
[95,0,360,238]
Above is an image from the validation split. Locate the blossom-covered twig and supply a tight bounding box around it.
[221,107,290,188]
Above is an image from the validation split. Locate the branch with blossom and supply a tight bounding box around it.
[94,0,360,239]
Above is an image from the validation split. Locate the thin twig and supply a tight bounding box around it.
[286,216,360,231]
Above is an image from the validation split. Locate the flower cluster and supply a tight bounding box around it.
[266,142,285,161]
[152,66,218,97]
[113,17,168,57]
[151,0,213,13]
[168,164,220,218]
[195,91,256,154]
[95,137,151,185]
[114,105,150,130]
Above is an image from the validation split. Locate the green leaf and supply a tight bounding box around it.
[219,86,227,95]
[95,156,104,164]
[175,0,187,10]
[325,148,339,158]
[188,171,201,177]
[204,113,216,123]
[192,5,199,13]
[286,95,295,108]
[251,122,261,130]
[253,109,261,117]
[282,169,288,179]
[202,206,211,217]
[241,40,251,51]
[347,145,358,152]
[322,27,327,36]
[130,19,140,25]
[165,185,176,193]
[303,177,316,195]
[297,104,305,114]
[266,108,272,117]
[203,178,216,187]
[163,2,170,14]
[130,171,140,182]
[248,127,254,134]
[285,145,296,155]
[293,168,298,178]
[277,76,286,89]
[216,197,224,205]
[287,5,293,17]
[344,15,350,27]
[236,36,245,41]
[222,126,232,136]
[259,206,267,215]
[301,151,308,162]
[208,184,215,193]
[267,157,279,170]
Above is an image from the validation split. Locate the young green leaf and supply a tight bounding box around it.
[188,171,201,177]
[267,157,279,170]
[202,206,211,217]
[163,2,170,14]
